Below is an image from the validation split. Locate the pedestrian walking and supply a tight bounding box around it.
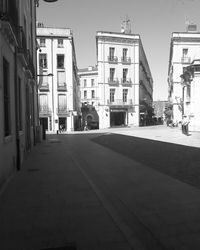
[182,115,190,135]
[84,121,88,131]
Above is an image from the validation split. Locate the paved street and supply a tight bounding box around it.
[1,125,200,250]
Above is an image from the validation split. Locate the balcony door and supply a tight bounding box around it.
[109,47,115,60]
[58,94,67,113]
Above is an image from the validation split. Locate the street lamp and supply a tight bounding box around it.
[37,73,53,77]
[36,0,58,7]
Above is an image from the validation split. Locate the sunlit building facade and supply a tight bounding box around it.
[96,30,153,129]
[168,25,200,124]
[37,24,80,132]
[180,59,200,131]
[78,66,99,128]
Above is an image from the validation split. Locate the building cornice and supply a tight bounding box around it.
[172,37,200,43]
[97,36,139,44]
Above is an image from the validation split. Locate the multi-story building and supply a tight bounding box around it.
[180,59,200,131]
[0,0,38,186]
[37,23,80,132]
[78,66,99,127]
[96,29,153,129]
[153,100,168,124]
[168,24,200,123]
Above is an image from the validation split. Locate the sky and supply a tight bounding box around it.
[37,0,200,101]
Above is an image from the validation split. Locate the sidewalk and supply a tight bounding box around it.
[0,137,132,250]
[104,125,200,148]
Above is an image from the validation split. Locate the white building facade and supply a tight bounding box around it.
[37,24,80,132]
[96,31,153,129]
[78,66,99,128]
[78,66,98,107]
[0,0,38,186]
[180,60,200,131]
[168,27,200,124]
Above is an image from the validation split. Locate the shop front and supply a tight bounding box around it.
[110,108,128,127]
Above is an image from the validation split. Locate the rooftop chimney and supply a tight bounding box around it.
[187,23,197,32]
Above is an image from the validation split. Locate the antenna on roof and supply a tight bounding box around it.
[185,17,197,32]
[121,15,131,34]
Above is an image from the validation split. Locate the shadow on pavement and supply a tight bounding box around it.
[92,134,200,189]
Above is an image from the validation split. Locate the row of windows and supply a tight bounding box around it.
[39,38,64,48]
[83,90,95,99]
[109,68,129,82]
[82,89,129,103]
[39,54,64,69]
[110,89,128,103]
[109,47,129,59]
[39,94,67,109]
[40,71,66,86]
[83,78,95,87]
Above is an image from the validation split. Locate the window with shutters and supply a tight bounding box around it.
[58,94,67,113]
[57,71,66,90]
[57,54,64,68]
[123,89,128,103]
[58,39,63,48]
[39,94,49,113]
[110,89,115,102]
[39,54,47,68]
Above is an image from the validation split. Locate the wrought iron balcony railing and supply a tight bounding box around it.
[121,57,131,64]
[181,57,191,64]
[18,26,27,54]
[107,99,133,106]
[39,106,51,115]
[57,83,67,91]
[57,107,69,115]
[108,56,118,63]
[121,78,132,85]
[39,83,49,91]
[26,49,36,77]
[108,77,119,85]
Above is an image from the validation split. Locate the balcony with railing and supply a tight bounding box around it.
[18,26,28,56]
[108,77,119,86]
[26,49,36,77]
[185,95,190,103]
[57,106,69,115]
[107,99,133,106]
[121,78,132,86]
[39,106,51,116]
[18,26,35,75]
[57,82,67,91]
[121,57,131,64]
[181,57,191,64]
[39,83,49,91]
[108,56,118,64]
